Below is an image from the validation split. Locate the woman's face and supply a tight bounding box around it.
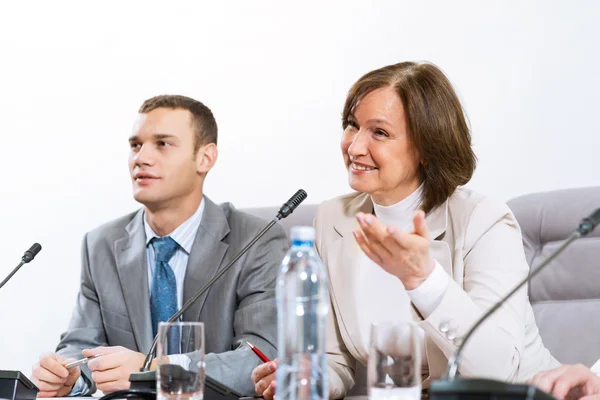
[341,86,422,206]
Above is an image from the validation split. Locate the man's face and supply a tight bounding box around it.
[128,108,203,209]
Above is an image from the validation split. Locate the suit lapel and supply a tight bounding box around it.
[182,196,230,327]
[422,200,452,380]
[329,193,374,360]
[115,209,153,353]
[426,200,452,274]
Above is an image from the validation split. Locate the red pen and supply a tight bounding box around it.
[246,341,271,363]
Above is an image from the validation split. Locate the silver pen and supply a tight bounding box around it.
[63,354,102,369]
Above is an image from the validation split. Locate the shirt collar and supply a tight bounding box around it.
[143,197,205,254]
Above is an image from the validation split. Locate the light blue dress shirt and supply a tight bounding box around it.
[144,199,205,310]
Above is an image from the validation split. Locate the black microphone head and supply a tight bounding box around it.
[22,243,42,263]
[578,208,600,236]
[277,189,308,219]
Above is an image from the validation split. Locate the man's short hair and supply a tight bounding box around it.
[139,95,218,151]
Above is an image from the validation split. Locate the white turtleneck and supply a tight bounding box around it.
[372,184,449,318]
[354,184,449,357]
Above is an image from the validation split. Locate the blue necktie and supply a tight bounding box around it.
[150,236,179,351]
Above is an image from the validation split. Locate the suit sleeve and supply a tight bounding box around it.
[55,233,108,395]
[199,223,288,396]
[314,204,357,399]
[417,199,534,381]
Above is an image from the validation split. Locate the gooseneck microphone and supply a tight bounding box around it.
[0,243,42,290]
[0,243,43,400]
[429,208,600,400]
[139,189,307,371]
[121,190,308,400]
[276,189,307,219]
[444,207,600,381]
[576,208,600,236]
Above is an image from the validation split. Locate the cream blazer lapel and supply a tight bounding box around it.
[419,200,454,384]
[327,193,373,362]
[325,193,453,382]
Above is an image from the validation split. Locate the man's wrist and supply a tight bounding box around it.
[66,375,87,397]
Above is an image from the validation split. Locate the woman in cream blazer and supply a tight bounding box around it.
[252,61,559,399]
[316,188,559,398]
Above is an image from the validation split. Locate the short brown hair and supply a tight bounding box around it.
[343,62,477,213]
[139,95,218,150]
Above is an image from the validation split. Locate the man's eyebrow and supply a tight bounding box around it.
[152,133,178,140]
[128,133,178,141]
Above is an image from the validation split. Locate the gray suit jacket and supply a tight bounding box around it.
[56,197,288,396]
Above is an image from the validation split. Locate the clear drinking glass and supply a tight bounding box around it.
[156,322,205,400]
[367,322,422,400]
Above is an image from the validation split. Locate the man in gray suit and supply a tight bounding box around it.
[30,95,288,397]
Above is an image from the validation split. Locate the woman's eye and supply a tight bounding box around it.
[374,129,389,138]
[344,119,358,130]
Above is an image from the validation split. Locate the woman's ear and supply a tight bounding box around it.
[196,143,218,174]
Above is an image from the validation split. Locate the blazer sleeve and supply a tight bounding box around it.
[314,203,357,399]
[202,223,288,396]
[55,233,108,395]
[417,198,530,381]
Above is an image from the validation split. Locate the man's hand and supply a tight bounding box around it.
[31,352,81,397]
[251,360,278,400]
[531,364,600,400]
[84,346,146,394]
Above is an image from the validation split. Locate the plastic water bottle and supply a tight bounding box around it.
[276,226,329,400]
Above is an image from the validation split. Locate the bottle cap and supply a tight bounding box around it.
[290,226,315,242]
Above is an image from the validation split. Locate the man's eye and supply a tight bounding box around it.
[157,141,169,147]
[130,142,140,149]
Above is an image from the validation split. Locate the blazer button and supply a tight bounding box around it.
[446,330,457,341]
[439,322,449,333]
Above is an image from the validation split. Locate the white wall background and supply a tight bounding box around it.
[0,0,599,376]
